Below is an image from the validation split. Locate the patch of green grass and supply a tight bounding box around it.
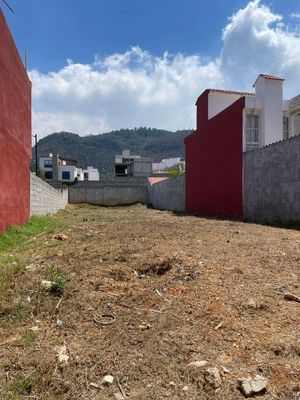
[22,329,38,346]
[0,215,58,253]
[10,378,32,395]
[47,266,66,295]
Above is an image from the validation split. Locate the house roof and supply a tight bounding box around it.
[59,156,78,164]
[147,177,168,186]
[208,88,255,96]
[253,74,284,87]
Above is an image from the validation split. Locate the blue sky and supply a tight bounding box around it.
[2,0,300,137]
[4,0,299,72]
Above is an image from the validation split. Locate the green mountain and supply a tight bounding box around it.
[33,128,190,176]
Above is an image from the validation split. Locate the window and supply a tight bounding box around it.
[84,172,89,181]
[62,171,70,180]
[283,116,289,139]
[245,114,259,151]
[44,171,52,180]
[44,159,52,168]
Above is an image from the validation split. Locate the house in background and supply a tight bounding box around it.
[152,157,185,174]
[185,74,297,219]
[83,166,100,181]
[115,150,153,177]
[0,10,31,232]
[39,153,99,182]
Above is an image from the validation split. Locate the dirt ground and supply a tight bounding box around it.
[1,204,300,399]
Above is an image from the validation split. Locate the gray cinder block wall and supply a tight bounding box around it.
[30,173,68,216]
[69,179,147,206]
[147,174,185,212]
[243,135,300,223]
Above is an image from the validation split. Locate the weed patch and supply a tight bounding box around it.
[10,378,32,395]
[0,215,58,253]
[47,266,66,295]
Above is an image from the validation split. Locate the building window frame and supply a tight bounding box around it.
[245,113,260,151]
[62,171,71,180]
[44,159,52,168]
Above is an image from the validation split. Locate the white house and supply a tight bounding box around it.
[152,157,184,173]
[83,166,100,181]
[39,154,100,182]
[203,74,300,152]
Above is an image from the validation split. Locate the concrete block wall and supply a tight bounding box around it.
[69,179,147,206]
[243,135,300,223]
[147,174,185,212]
[30,173,68,216]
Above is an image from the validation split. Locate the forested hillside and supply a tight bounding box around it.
[33,128,190,176]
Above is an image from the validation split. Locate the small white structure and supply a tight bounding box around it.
[152,157,184,173]
[39,154,99,182]
[205,74,300,152]
[83,166,100,181]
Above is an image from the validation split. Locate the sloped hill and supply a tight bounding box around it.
[33,128,190,176]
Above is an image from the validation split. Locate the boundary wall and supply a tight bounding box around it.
[30,173,68,216]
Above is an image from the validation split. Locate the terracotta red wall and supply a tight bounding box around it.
[185,94,244,219]
[0,11,31,232]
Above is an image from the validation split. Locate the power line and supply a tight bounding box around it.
[1,0,14,13]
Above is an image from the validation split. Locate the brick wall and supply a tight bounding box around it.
[30,173,68,216]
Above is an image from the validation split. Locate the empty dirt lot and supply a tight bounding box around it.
[1,204,300,399]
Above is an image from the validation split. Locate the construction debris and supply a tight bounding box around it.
[238,375,268,397]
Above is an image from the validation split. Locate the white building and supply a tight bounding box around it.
[83,166,100,181]
[204,74,300,152]
[152,157,184,173]
[39,154,99,182]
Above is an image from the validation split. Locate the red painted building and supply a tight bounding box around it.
[0,10,31,232]
[185,89,246,219]
[185,74,293,219]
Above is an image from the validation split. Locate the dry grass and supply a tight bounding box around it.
[0,204,300,399]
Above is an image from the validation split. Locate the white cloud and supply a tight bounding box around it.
[30,0,300,138]
[290,13,300,20]
[30,49,222,137]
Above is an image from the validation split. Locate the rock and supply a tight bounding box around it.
[182,385,189,391]
[102,375,114,385]
[204,367,222,389]
[238,375,268,397]
[41,280,54,289]
[138,322,151,330]
[188,360,208,367]
[53,233,68,241]
[56,345,69,365]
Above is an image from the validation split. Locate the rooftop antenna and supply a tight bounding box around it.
[1,0,14,13]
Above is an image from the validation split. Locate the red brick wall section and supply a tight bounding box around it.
[0,10,31,232]
[185,96,244,219]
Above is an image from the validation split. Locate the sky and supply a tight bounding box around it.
[3,0,300,138]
